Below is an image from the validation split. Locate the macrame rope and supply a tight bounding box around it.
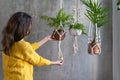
[58,35,63,60]
[95,23,99,42]
[88,22,92,42]
[71,0,79,54]
[73,35,78,54]
[88,23,101,54]
[88,43,101,54]
[98,28,101,44]
[56,0,64,60]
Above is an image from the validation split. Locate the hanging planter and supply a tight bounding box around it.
[88,42,101,54]
[88,23,101,55]
[40,8,73,60]
[81,0,108,55]
[68,0,86,53]
[69,23,86,53]
[51,29,65,41]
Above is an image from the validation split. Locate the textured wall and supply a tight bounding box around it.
[113,0,120,80]
[0,0,112,80]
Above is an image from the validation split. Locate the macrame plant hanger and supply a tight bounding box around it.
[88,22,101,55]
[72,0,80,54]
[57,0,64,60]
[95,24,101,54]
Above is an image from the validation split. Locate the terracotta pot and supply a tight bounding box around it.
[88,40,101,55]
[51,29,66,41]
[69,29,82,36]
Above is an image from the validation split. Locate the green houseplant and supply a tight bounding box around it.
[69,23,86,36]
[41,8,73,41]
[80,0,108,54]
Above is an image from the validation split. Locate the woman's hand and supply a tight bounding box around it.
[50,60,63,66]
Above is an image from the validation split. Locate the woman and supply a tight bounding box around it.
[1,12,63,80]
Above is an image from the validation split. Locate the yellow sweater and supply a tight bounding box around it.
[2,39,51,80]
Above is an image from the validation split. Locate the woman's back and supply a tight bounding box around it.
[2,39,33,80]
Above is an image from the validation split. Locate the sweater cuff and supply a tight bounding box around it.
[38,57,51,66]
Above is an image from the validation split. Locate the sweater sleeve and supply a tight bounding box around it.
[30,42,39,50]
[22,43,51,66]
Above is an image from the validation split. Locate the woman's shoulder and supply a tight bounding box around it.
[14,39,32,50]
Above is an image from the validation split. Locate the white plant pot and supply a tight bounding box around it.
[70,29,82,36]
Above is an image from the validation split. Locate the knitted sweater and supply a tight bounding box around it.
[2,39,51,80]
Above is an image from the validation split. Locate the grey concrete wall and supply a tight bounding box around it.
[113,0,120,80]
[0,0,112,80]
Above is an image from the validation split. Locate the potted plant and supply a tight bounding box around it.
[40,8,73,41]
[69,23,86,36]
[41,8,73,60]
[80,0,108,55]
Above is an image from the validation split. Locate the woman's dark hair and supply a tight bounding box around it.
[1,12,32,55]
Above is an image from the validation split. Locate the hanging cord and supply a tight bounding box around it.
[72,0,79,54]
[57,21,64,60]
[97,28,101,53]
[88,22,92,43]
[73,35,78,54]
[58,35,63,60]
[88,22,94,54]
[95,23,99,42]
[95,24,101,54]
[57,0,64,60]
[98,28,101,44]
[98,28,101,50]
[89,24,101,54]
